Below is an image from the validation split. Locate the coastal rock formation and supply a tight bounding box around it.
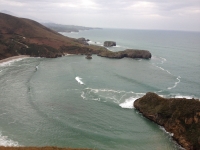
[77,38,89,45]
[85,54,92,59]
[134,92,200,150]
[104,41,116,47]
[98,49,151,59]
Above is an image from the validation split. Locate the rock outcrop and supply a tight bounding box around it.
[98,49,151,59]
[76,38,89,45]
[85,54,92,59]
[134,92,200,150]
[104,41,116,47]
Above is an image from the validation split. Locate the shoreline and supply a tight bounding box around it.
[0,55,30,64]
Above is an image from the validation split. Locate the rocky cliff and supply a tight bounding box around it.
[98,49,151,59]
[134,92,200,150]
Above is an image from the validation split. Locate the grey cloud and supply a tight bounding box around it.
[0,0,200,31]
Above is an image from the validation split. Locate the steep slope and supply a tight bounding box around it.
[0,13,106,60]
[134,92,200,150]
[0,13,151,60]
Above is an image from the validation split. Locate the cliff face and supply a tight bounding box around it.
[134,93,200,150]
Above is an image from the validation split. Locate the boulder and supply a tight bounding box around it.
[104,41,116,47]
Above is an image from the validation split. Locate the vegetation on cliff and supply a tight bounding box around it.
[134,92,200,150]
[0,13,151,61]
[0,13,106,60]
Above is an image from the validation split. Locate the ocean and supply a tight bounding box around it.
[0,29,200,150]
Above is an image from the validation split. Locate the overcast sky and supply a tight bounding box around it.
[1,0,200,31]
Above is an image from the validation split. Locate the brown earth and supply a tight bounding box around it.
[0,13,107,60]
[0,13,151,60]
[134,92,200,150]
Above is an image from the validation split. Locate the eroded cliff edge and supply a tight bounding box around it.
[134,92,200,150]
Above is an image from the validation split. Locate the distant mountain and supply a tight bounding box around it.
[0,13,106,60]
[43,23,101,32]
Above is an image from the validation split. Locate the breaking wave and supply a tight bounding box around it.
[75,76,84,85]
[0,132,20,147]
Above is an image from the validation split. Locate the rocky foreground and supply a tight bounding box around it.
[134,92,200,150]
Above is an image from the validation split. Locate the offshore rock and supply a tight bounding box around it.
[104,41,116,47]
[134,92,200,150]
[98,49,151,59]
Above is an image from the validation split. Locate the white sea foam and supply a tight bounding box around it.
[35,65,39,70]
[75,76,84,85]
[160,57,167,64]
[0,132,19,147]
[159,126,174,137]
[167,76,181,90]
[113,45,121,48]
[0,58,27,67]
[154,64,172,75]
[83,88,146,109]
[174,95,194,99]
[119,97,137,109]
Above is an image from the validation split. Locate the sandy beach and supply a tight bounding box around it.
[0,55,30,64]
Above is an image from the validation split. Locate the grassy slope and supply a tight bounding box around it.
[0,13,107,60]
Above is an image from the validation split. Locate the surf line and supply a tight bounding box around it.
[75,76,84,85]
[168,76,181,90]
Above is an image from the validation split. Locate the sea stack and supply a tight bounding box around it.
[104,41,116,47]
[98,49,151,59]
[134,92,200,150]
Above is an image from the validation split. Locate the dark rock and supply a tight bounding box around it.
[77,38,89,45]
[134,92,200,150]
[104,41,116,47]
[86,53,92,59]
[98,49,151,59]
[86,55,92,59]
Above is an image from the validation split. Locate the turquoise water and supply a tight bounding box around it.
[0,29,200,149]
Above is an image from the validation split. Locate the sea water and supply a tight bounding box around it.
[0,29,200,150]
